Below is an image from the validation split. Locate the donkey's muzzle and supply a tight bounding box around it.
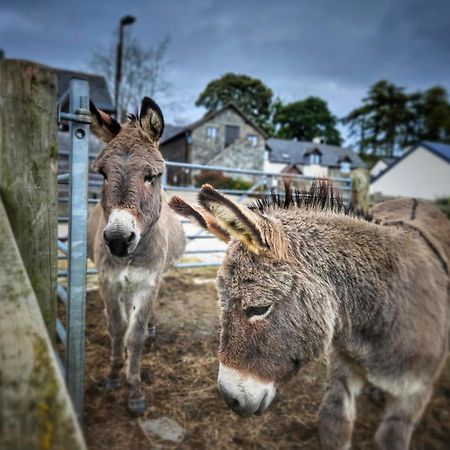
[103,229,136,257]
[218,363,276,417]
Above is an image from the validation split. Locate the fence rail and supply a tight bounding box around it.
[57,159,352,274]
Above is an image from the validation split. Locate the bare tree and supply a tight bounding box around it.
[91,32,172,120]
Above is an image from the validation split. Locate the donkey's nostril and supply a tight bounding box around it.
[221,390,241,411]
[103,229,113,244]
[127,232,136,243]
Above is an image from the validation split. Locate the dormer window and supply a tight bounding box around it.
[308,149,322,165]
[339,156,352,174]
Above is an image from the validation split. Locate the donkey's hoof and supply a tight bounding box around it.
[128,398,146,416]
[104,377,121,391]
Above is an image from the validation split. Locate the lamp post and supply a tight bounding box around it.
[115,15,136,121]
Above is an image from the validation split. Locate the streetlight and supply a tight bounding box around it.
[115,15,136,121]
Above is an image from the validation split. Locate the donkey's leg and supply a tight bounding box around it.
[318,354,364,450]
[374,383,432,450]
[124,292,156,415]
[103,293,127,389]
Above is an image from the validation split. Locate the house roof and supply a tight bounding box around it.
[160,102,268,144]
[381,157,398,166]
[53,67,114,113]
[371,141,450,183]
[266,138,366,169]
[421,141,450,162]
[161,124,185,142]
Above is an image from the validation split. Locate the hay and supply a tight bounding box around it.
[83,268,450,449]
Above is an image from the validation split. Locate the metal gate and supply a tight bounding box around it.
[56,78,90,420]
[53,81,352,420]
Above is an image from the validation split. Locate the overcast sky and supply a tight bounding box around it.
[2,0,450,139]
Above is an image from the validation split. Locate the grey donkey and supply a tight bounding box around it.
[169,181,449,449]
[88,98,185,415]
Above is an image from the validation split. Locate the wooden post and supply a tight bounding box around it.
[0,59,57,335]
[0,198,86,450]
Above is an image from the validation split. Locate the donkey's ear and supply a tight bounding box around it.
[140,97,164,144]
[198,184,271,255]
[89,101,121,143]
[168,196,230,243]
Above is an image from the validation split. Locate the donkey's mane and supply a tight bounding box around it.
[127,109,140,123]
[249,179,373,222]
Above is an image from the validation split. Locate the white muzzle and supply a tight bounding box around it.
[218,363,276,416]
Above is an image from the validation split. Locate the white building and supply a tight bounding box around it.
[370,157,398,179]
[370,141,450,200]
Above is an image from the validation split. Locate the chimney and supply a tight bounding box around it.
[313,136,326,144]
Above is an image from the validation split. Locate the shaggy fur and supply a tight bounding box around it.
[170,183,450,449]
[88,98,185,415]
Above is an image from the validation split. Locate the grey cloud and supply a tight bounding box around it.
[1,0,449,126]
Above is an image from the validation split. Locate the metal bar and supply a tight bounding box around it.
[184,249,225,254]
[58,268,97,278]
[175,262,221,268]
[58,149,97,160]
[59,111,91,124]
[163,184,351,194]
[54,350,66,378]
[56,318,67,345]
[58,173,70,182]
[58,198,99,204]
[58,88,70,107]
[57,284,68,306]
[65,78,90,420]
[164,160,353,183]
[58,240,69,255]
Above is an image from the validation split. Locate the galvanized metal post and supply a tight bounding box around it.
[65,78,90,420]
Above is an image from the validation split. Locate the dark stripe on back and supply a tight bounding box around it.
[410,198,418,220]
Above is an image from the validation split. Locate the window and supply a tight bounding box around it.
[225,125,240,147]
[246,134,258,147]
[309,153,321,165]
[206,126,218,139]
[340,161,351,173]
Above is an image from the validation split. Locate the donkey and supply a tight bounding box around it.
[169,181,450,449]
[87,98,185,415]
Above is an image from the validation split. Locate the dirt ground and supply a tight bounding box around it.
[82,267,450,450]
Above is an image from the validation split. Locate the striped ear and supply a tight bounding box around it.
[198,184,270,255]
[168,196,230,243]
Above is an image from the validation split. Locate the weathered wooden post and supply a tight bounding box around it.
[0,59,57,335]
[0,199,86,450]
[351,168,370,210]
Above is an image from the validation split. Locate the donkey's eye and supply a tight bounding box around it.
[245,304,272,320]
[144,175,155,184]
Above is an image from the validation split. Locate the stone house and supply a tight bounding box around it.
[160,103,268,184]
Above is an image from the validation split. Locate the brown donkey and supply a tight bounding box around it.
[169,182,450,449]
[88,98,185,414]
